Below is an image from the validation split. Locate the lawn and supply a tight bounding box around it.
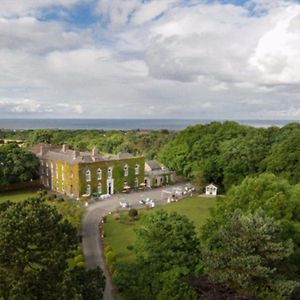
[103,195,217,263]
[0,189,85,229]
[0,189,38,203]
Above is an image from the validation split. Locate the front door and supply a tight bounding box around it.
[107,179,114,195]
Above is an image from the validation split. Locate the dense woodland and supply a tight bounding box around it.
[2,121,300,192]
[0,128,176,159]
[1,122,300,299]
[158,121,300,192]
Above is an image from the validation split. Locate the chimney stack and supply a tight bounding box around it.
[73,150,80,160]
[40,143,46,156]
[62,144,69,152]
[92,146,98,157]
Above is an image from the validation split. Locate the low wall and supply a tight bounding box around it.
[0,179,42,192]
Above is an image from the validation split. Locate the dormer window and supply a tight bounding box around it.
[86,169,91,182]
[135,164,140,175]
[108,167,113,179]
[97,168,102,180]
[124,164,128,177]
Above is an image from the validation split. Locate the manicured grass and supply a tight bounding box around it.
[0,189,85,229]
[103,196,217,263]
[0,189,38,203]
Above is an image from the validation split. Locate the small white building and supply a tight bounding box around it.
[205,184,218,196]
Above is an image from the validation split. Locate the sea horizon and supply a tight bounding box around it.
[0,118,298,130]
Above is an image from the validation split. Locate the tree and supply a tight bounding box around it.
[266,129,300,184]
[27,129,54,145]
[66,266,105,300]
[0,197,78,299]
[115,211,201,299]
[204,209,298,299]
[192,170,206,193]
[0,143,40,186]
[135,210,201,271]
[218,132,270,189]
[203,173,300,274]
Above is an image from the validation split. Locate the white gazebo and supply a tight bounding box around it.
[205,184,218,196]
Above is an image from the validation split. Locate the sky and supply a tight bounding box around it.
[1,0,300,119]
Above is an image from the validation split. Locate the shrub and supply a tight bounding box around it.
[105,250,117,273]
[37,189,47,197]
[113,212,120,220]
[127,245,134,251]
[46,195,53,201]
[128,208,138,219]
[74,255,84,264]
[104,245,113,255]
[76,261,85,268]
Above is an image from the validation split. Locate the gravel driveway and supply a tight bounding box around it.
[81,184,187,300]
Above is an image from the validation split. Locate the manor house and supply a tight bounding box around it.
[31,144,145,198]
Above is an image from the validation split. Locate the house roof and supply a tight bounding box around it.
[206,183,218,188]
[116,152,134,159]
[31,143,137,164]
[146,160,162,171]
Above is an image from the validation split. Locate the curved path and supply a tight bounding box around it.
[81,185,185,300]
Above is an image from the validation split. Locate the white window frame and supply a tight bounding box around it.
[97,183,102,195]
[86,169,91,182]
[97,168,102,180]
[108,167,113,179]
[124,164,128,177]
[134,177,139,188]
[86,184,91,196]
[135,164,140,175]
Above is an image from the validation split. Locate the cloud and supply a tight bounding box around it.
[130,0,177,25]
[0,0,82,17]
[0,99,84,115]
[0,0,300,119]
[249,5,300,84]
[0,17,90,53]
[95,0,179,28]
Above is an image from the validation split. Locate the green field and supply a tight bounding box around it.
[0,189,38,203]
[0,189,85,229]
[103,196,217,263]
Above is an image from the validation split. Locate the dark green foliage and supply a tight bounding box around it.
[204,208,297,299]
[18,128,176,159]
[0,197,78,299]
[158,121,300,190]
[0,143,40,186]
[135,210,201,270]
[0,196,104,299]
[27,129,53,144]
[114,210,201,299]
[266,129,300,184]
[128,208,138,218]
[202,173,300,295]
[66,266,105,300]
